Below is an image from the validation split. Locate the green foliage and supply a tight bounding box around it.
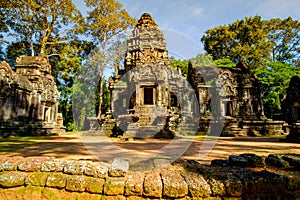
[49,40,95,131]
[5,41,32,69]
[267,17,300,63]
[201,15,272,69]
[254,62,300,118]
[169,56,188,76]
[191,53,216,66]
[214,58,236,68]
[1,0,84,55]
[85,0,135,118]
[202,16,300,69]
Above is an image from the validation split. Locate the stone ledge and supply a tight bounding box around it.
[0,154,298,199]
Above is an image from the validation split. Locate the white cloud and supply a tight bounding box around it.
[192,7,206,17]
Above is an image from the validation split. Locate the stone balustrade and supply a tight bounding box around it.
[0,154,299,199]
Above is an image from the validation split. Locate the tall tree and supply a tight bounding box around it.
[267,17,300,63]
[254,61,300,118]
[85,0,135,119]
[1,0,84,55]
[201,16,272,69]
[49,40,95,131]
[0,3,8,61]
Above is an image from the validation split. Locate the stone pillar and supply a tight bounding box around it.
[136,84,141,106]
[40,102,45,121]
[51,103,58,124]
[157,85,162,106]
[199,89,205,115]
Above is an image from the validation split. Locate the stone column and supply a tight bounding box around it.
[52,102,58,124]
[157,85,162,106]
[136,83,141,106]
[40,102,45,121]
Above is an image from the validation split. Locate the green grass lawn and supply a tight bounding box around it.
[0,136,47,154]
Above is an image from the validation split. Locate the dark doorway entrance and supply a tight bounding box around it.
[144,87,154,105]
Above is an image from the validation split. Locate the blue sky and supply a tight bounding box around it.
[74,0,300,59]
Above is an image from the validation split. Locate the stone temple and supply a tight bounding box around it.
[102,13,284,138]
[0,55,65,135]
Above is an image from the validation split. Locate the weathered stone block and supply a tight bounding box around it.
[84,162,108,178]
[109,158,129,177]
[63,160,86,175]
[103,177,125,196]
[211,159,229,167]
[85,176,105,194]
[239,154,266,168]
[41,159,66,172]
[282,154,300,169]
[265,154,289,168]
[0,171,26,187]
[182,172,211,197]
[229,155,249,167]
[18,157,52,172]
[233,169,287,194]
[66,175,86,192]
[126,196,146,200]
[125,172,144,196]
[281,171,300,190]
[143,171,162,198]
[161,170,188,198]
[101,195,126,200]
[46,173,68,189]
[0,157,23,171]
[25,172,48,186]
[214,173,242,197]
[207,177,226,197]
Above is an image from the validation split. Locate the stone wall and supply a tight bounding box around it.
[0,154,300,199]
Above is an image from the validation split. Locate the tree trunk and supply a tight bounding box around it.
[97,76,104,120]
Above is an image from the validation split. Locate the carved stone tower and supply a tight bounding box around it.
[125,13,169,71]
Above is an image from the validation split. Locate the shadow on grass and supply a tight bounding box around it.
[0,135,90,158]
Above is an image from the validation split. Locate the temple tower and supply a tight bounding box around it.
[124,13,169,71]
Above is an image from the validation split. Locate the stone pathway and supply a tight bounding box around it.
[1,134,300,165]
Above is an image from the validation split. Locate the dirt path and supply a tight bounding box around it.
[1,134,300,165]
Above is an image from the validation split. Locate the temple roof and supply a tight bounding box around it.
[136,13,158,29]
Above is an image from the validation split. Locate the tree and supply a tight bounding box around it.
[169,56,189,76]
[254,61,300,118]
[5,41,32,69]
[267,17,300,64]
[0,4,8,61]
[214,58,236,68]
[85,0,136,119]
[201,16,272,69]
[1,0,84,56]
[49,40,95,131]
[192,53,216,66]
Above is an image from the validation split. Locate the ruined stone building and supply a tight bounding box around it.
[0,55,64,135]
[284,76,300,141]
[104,13,284,138]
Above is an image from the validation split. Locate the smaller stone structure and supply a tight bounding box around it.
[188,61,285,136]
[0,55,65,136]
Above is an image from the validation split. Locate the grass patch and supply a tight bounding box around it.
[0,136,48,154]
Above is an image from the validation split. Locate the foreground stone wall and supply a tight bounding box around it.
[0,154,299,199]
